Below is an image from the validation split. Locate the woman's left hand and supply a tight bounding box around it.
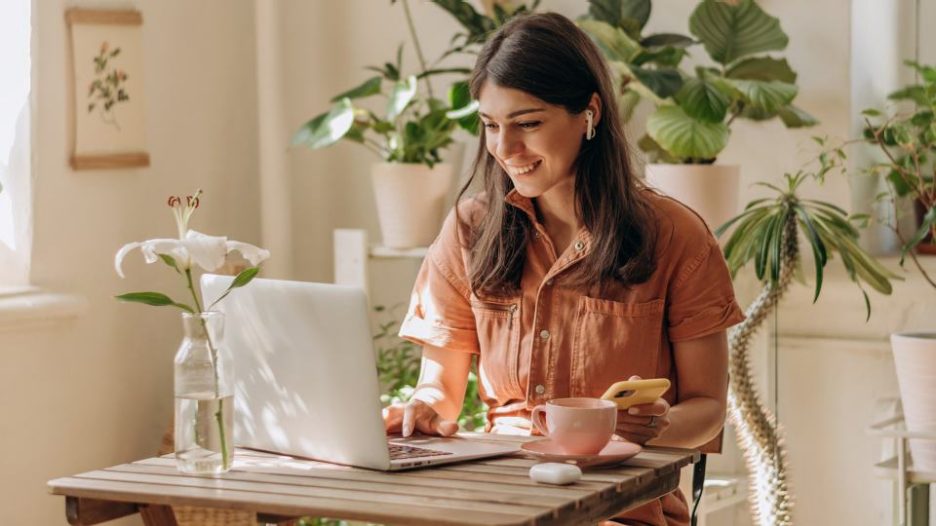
[613,376,670,445]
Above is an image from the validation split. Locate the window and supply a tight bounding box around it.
[0,0,31,288]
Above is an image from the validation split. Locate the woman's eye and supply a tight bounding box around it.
[518,121,541,129]
[484,122,498,130]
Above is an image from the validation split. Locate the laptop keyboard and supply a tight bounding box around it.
[388,443,453,460]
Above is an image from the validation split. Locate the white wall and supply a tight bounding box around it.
[0,0,259,524]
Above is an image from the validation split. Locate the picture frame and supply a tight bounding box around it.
[66,8,149,170]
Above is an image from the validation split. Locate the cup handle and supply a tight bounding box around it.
[531,405,549,436]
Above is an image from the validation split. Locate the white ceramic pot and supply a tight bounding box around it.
[645,164,741,233]
[371,162,454,248]
[891,332,936,471]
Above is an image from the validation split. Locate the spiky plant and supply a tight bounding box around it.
[715,170,898,525]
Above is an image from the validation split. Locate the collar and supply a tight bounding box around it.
[504,189,594,260]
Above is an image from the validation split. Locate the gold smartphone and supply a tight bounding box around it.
[600,378,671,410]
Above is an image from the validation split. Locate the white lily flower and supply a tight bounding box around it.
[115,229,271,278]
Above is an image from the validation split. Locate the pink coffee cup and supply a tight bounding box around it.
[530,397,617,455]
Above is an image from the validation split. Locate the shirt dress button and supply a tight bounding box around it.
[535,384,546,395]
[574,240,585,251]
[539,329,550,340]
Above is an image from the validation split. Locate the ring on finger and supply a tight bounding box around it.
[647,415,657,428]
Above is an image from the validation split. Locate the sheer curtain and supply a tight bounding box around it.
[0,0,31,288]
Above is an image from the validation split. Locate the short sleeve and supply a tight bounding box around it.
[667,236,745,343]
[398,211,480,354]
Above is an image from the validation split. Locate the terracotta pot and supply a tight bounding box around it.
[371,162,454,248]
[890,332,936,471]
[644,164,740,233]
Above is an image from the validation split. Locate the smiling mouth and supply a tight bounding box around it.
[505,160,542,176]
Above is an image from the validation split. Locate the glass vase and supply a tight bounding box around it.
[174,311,234,474]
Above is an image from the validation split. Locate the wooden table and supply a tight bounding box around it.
[49,434,698,526]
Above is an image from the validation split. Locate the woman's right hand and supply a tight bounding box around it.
[382,399,459,437]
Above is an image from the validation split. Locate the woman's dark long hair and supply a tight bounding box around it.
[456,12,658,296]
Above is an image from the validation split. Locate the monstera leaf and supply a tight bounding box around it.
[646,105,729,161]
[689,0,789,65]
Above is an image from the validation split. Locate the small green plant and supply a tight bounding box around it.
[373,304,488,430]
[580,0,817,163]
[292,0,483,167]
[853,60,936,289]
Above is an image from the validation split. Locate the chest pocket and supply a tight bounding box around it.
[470,296,522,399]
[570,296,665,398]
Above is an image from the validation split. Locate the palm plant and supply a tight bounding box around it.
[714,167,898,525]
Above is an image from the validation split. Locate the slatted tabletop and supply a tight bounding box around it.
[49,434,698,526]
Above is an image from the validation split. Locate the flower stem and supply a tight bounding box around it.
[401,0,433,99]
[184,269,230,469]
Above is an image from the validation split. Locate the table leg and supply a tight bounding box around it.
[66,497,137,525]
[139,505,179,526]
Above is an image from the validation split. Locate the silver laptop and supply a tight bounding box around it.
[200,274,519,470]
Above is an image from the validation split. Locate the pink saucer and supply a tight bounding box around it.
[520,438,642,467]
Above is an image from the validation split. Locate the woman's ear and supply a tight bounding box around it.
[587,92,602,127]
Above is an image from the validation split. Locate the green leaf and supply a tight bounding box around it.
[795,206,827,302]
[646,105,730,161]
[725,78,798,114]
[387,75,418,121]
[617,89,641,122]
[888,85,928,106]
[726,57,797,83]
[291,98,355,149]
[632,46,688,68]
[447,81,479,134]
[577,19,641,63]
[158,254,181,274]
[778,104,819,128]
[904,60,936,83]
[689,0,789,65]
[115,292,194,313]
[429,0,495,41]
[631,66,683,99]
[675,77,730,123]
[902,206,936,256]
[207,267,261,310]
[636,133,680,164]
[329,76,382,103]
[587,0,651,35]
[640,33,695,49]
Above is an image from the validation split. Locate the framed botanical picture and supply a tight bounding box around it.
[66,8,149,170]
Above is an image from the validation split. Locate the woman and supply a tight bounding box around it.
[383,12,744,525]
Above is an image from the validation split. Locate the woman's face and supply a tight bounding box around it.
[477,81,588,200]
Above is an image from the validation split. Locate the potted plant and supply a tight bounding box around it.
[715,160,898,525]
[848,59,936,472]
[292,0,481,248]
[580,0,818,230]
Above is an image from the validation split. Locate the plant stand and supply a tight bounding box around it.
[868,408,935,526]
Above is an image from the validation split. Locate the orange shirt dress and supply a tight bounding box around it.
[399,189,745,525]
